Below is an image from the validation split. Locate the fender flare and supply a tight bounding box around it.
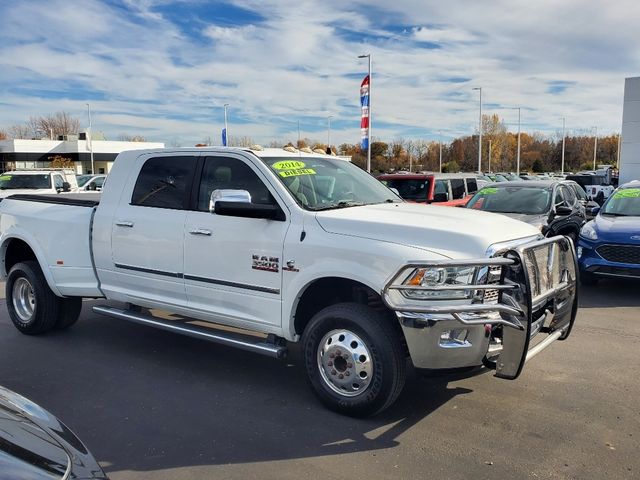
[0,231,63,297]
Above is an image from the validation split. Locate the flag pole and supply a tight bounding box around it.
[359,54,372,172]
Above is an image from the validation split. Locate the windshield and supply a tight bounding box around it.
[263,157,401,210]
[467,186,552,214]
[602,188,640,216]
[0,174,51,190]
[76,175,92,187]
[379,178,430,201]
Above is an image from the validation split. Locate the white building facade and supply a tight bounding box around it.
[0,138,165,174]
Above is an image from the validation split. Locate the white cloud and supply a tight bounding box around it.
[1,0,639,148]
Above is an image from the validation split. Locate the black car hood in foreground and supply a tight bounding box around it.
[0,386,107,479]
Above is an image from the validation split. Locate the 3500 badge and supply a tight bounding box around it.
[252,255,279,272]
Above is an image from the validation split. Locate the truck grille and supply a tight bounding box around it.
[596,244,640,265]
[482,266,502,304]
[522,240,575,300]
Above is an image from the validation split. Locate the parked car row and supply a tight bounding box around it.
[0,170,106,199]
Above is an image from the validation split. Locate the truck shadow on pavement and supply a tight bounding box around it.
[0,304,475,474]
[578,278,640,308]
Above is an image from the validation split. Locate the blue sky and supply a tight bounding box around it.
[1,0,639,147]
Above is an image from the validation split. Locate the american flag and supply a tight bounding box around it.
[360,75,370,150]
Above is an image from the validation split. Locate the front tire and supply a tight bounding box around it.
[581,271,599,286]
[6,261,60,335]
[301,303,406,417]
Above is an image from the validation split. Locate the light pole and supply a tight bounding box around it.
[488,139,492,173]
[327,115,332,150]
[593,126,598,170]
[223,103,229,146]
[86,103,94,175]
[472,87,482,172]
[358,53,372,173]
[439,130,442,173]
[514,107,521,176]
[561,117,566,175]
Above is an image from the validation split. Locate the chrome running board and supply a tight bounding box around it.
[92,305,287,359]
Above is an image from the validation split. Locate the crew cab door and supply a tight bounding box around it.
[110,154,198,307]
[183,154,289,329]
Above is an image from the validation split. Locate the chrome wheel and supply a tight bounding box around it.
[12,277,36,323]
[317,329,373,397]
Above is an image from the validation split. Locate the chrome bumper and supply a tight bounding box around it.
[384,236,579,379]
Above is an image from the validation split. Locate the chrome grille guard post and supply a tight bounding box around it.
[495,236,578,379]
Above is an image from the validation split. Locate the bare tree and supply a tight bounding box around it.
[119,134,147,142]
[229,136,256,147]
[9,124,34,139]
[32,112,80,138]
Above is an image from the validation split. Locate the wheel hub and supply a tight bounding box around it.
[317,329,373,397]
[12,277,36,323]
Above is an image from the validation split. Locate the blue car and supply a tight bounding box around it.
[577,180,640,284]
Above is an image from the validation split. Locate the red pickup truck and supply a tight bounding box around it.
[378,173,478,206]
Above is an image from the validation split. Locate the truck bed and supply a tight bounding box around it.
[0,195,102,297]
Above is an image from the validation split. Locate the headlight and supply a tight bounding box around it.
[580,221,598,240]
[402,266,477,300]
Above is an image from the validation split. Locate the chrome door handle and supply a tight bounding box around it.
[115,221,134,227]
[189,228,212,236]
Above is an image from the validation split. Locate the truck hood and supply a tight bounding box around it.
[499,212,548,228]
[315,203,540,259]
[0,189,55,198]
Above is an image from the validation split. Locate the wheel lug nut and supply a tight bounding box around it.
[338,374,344,379]
[329,353,335,359]
[327,361,333,367]
[347,363,353,368]
[331,369,337,375]
[345,371,350,376]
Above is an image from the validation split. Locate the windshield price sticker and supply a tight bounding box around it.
[279,168,316,178]
[0,175,11,181]
[273,160,307,171]
[613,188,640,199]
[479,187,499,195]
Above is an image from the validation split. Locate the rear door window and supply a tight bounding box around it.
[450,178,466,199]
[131,156,198,209]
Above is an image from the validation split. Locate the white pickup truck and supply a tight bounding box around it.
[0,170,78,199]
[0,147,578,416]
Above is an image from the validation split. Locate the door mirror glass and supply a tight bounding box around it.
[589,206,600,216]
[210,189,251,213]
[62,181,71,192]
[555,205,572,216]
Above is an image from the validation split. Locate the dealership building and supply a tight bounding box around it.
[620,76,640,184]
[0,136,165,174]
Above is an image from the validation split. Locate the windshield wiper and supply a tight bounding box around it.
[309,201,366,211]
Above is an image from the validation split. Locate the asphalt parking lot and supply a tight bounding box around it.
[1,279,639,480]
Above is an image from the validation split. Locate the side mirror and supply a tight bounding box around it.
[210,189,251,212]
[555,205,573,216]
[62,181,71,192]
[433,192,449,202]
[589,206,601,216]
[88,181,97,191]
[210,189,284,221]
